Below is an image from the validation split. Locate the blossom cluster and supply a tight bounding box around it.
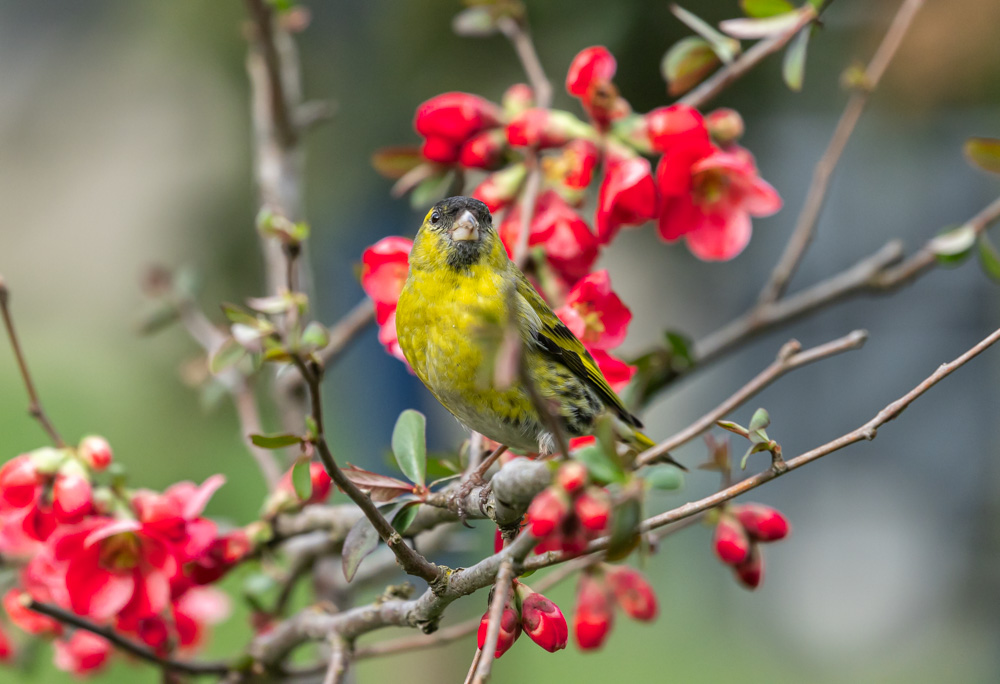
[712,502,790,589]
[0,438,331,675]
[526,460,611,554]
[476,581,568,658]
[573,565,657,650]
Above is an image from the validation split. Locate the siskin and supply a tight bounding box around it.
[396,196,676,465]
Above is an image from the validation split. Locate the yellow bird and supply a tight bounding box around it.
[396,196,667,461]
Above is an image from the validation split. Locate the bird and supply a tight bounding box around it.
[395,195,678,468]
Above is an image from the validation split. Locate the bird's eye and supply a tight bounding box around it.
[430,212,441,224]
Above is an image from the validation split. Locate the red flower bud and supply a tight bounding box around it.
[713,514,751,565]
[562,139,601,189]
[3,588,62,636]
[507,109,590,149]
[414,92,501,143]
[471,162,528,212]
[52,472,93,524]
[520,590,568,652]
[605,566,658,621]
[137,615,170,654]
[574,488,611,533]
[573,572,614,650]
[0,455,41,509]
[307,463,333,504]
[733,543,764,589]
[502,83,534,118]
[53,631,111,675]
[458,129,507,170]
[706,107,744,145]
[78,435,113,471]
[476,604,521,659]
[645,104,710,154]
[733,503,790,542]
[566,46,617,98]
[526,487,570,538]
[420,135,461,164]
[555,461,588,494]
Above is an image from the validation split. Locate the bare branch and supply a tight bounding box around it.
[322,636,349,684]
[471,559,514,684]
[758,0,925,304]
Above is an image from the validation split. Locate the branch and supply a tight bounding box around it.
[243,0,297,149]
[322,636,349,684]
[471,560,513,684]
[0,276,65,447]
[638,330,868,466]
[679,5,820,110]
[758,0,925,305]
[530,325,1000,570]
[26,600,229,676]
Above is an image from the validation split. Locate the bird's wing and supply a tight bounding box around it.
[512,269,642,428]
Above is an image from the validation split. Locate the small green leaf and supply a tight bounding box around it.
[931,224,977,265]
[670,4,741,63]
[575,431,626,485]
[964,137,1000,174]
[242,572,278,611]
[342,516,380,582]
[644,466,685,491]
[740,441,773,469]
[410,170,455,209]
[372,146,425,179]
[221,303,259,326]
[741,0,795,18]
[452,6,498,37]
[305,415,319,441]
[301,321,330,350]
[392,502,420,534]
[720,11,801,39]
[749,408,770,432]
[662,37,721,96]
[209,337,246,374]
[716,420,749,438]
[977,233,1000,282]
[251,433,303,449]
[782,26,810,91]
[392,409,427,487]
[290,457,312,501]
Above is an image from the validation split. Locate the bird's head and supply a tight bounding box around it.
[409,196,506,272]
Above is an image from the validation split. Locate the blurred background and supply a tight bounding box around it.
[1,0,998,682]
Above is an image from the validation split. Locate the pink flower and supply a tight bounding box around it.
[52,472,92,524]
[53,631,112,675]
[555,270,631,350]
[132,475,225,567]
[595,156,658,243]
[658,146,781,261]
[78,436,113,471]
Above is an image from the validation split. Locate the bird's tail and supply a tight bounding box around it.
[623,428,687,471]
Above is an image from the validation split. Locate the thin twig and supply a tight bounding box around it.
[529,325,1000,570]
[0,277,65,447]
[471,559,514,684]
[322,636,349,684]
[26,600,229,676]
[638,330,868,466]
[758,0,924,305]
[243,0,297,148]
[679,6,820,110]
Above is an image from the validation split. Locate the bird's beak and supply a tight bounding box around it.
[450,210,479,242]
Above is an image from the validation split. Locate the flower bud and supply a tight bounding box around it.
[502,83,534,119]
[471,163,527,212]
[52,472,93,524]
[458,129,507,170]
[476,604,521,659]
[307,463,333,504]
[519,588,568,652]
[3,588,62,636]
[420,136,461,164]
[413,92,502,143]
[713,513,751,565]
[645,104,710,154]
[0,455,41,509]
[733,503,790,542]
[573,572,614,650]
[574,488,611,533]
[506,109,592,149]
[733,543,764,589]
[78,436,113,471]
[555,461,588,494]
[705,108,744,145]
[566,46,617,98]
[526,487,570,538]
[53,631,111,675]
[137,615,170,654]
[605,566,658,621]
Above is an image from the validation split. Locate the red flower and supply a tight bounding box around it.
[713,513,751,565]
[3,588,62,636]
[589,349,635,393]
[573,572,614,650]
[420,136,460,164]
[555,461,588,494]
[360,237,412,325]
[595,156,658,243]
[645,104,711,155]
[78,435,113,471]
[413,92,501,143]
[186,529,251,585]
[132,475,225,566]
[380,310,409,365]
[458,129,507,170]
[52,472,92,524]
[733,503,790,542]
[477,603,521,659]
[0,455,41,510]
[0,623,13,663]
[566,46,617,98]
[574,489,611,533]
[172,585,230,651]
[506,109,588,149]
[526,487,570,538]
[555,270,631,350]
[733,543,764,589]
[471,163,528,212]
[53,631,111,675]
[658,146,782,261]
[561,139,601,189]
[52,518,178,624]
[605,566,657,621]
[518,587,568,653]
[278,462,333,505]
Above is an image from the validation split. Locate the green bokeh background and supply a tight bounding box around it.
[1,0,999,682]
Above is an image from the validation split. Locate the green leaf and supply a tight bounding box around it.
[964,137,1000,174]
[392,502,420,534]
[305,415,319,441]
[782,25,810,91]
[209,337,246,374]
[748,408,770,432]
[291,457,312,501]
[135,302,180,336]
[410,170,455,209]
[252,433,304,450]
[575,421,627,486]
[392,409,427,486]
[452,6,498,36]
[221,303,259,326]
[670,5,741,63]
[662,37,721,96]
[931,224,977,265]
[741,0,795,18]
[245,295,293,315]
[301,321,330,350]
[242,572,278,612]
[342,516,380,582]
[606,497,641,562]
[644,466,685,491]
[977,233,1000,282]
[665,331,695,369]
[720,11,801,39]
[716,420,749,438]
